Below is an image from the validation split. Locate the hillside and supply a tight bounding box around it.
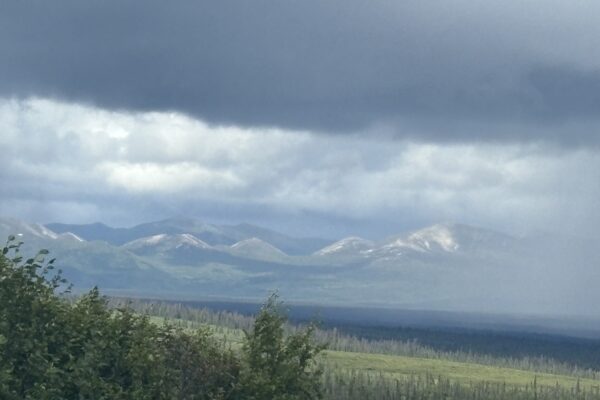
[1,216,598,316]
[47,217,329,255]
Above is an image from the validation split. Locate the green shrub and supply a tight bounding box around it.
[237,294,324,400]
[0,237,323,400]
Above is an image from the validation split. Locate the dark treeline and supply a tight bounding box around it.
[118,298,600,380]
[331,324,600,371]
[322,371,600,400]
[113,299,600,399]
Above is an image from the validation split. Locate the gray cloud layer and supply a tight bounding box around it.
[1,98,599,239]
[2,1,600,143]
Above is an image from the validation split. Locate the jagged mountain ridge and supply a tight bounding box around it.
[123,233,212,252]
[2,216,590,314]
[314,237,374,257]
[229,237,288,260]
[313,223,520,260]
[1,217,526,270]
[1,217,527,268]
[47,217,328,255]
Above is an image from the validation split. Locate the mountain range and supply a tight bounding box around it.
[1,216,595,315]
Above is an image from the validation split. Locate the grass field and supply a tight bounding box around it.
[325,350,600,390]
[148,315,600,391]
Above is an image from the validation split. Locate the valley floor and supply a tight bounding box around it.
[325,350,600,390]
[148,315,600,393]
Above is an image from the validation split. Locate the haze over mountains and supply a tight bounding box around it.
[46,218,329,255]
[1,216,596,316]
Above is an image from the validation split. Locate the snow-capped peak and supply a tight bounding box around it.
[141,234,168,245]
[19,223,58,239]
[176,233,211,248]
[231,237,275,249]
[0,218,62,240]
[407,224,459,252]
[314,236,374,256]
[58,232,85,242]
[382,224,459,253]
[124,233,211,250]
[230,237,287,257]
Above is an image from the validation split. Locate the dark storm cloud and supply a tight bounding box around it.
[528,67,600,118]
[1,1,600,143]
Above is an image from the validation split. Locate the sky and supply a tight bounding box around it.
[1,1,599,240]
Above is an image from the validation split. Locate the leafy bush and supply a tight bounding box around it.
[0,237,323,399]
[238,294,324,400]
